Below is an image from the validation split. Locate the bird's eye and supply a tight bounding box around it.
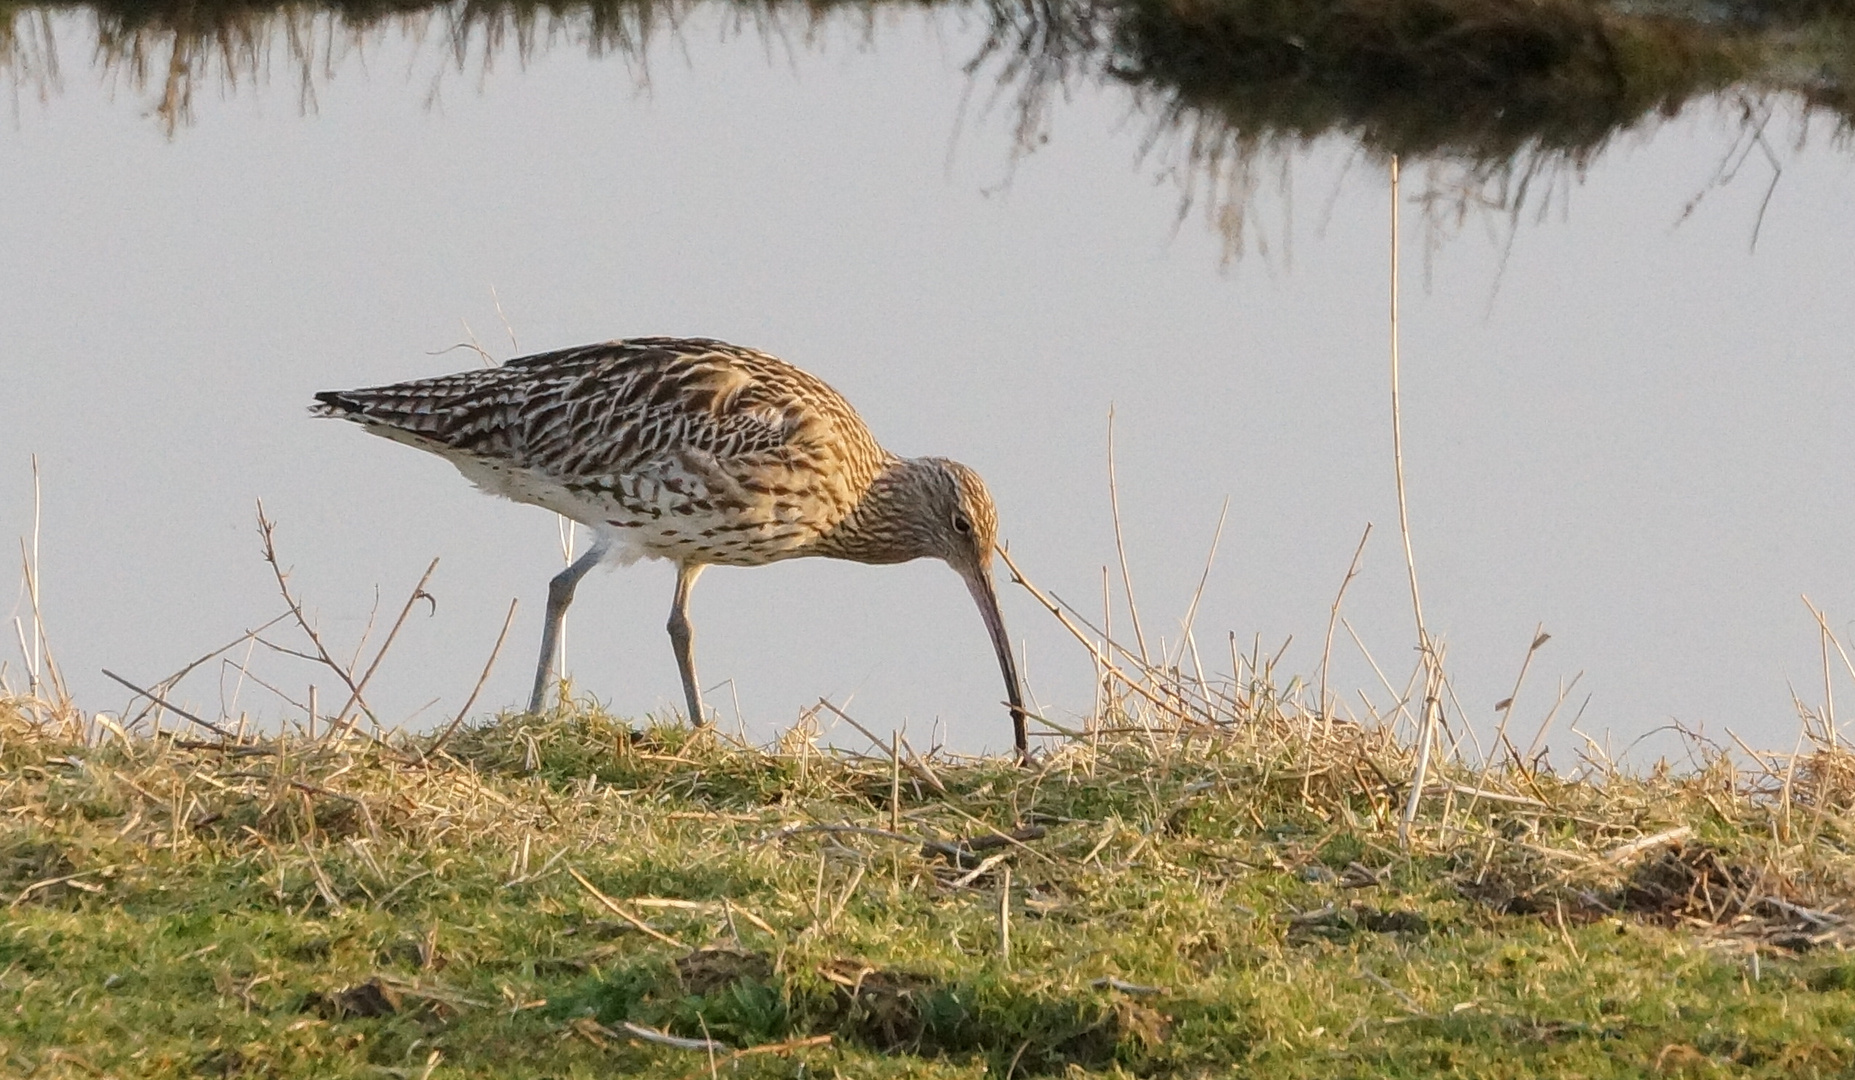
[952,514,973,535]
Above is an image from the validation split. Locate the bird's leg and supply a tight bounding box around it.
[527,535,612,713]
[667,562,708,726]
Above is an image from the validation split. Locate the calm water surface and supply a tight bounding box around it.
[3,6,1853,758]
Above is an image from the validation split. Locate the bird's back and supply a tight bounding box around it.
[314,338,893,565]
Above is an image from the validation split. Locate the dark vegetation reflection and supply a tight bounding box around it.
[3,0,1852,243]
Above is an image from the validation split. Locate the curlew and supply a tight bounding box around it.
[312,336,1030,759]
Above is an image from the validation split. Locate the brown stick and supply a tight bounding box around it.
[995,549,1172,716]
[425,597,519,759]
[102,669,239,740]
[1172,497,1230,672]
[727,1034,833,1059]
[255,502,381,731]
[331,557,440,737]
[759,822,963,862]
[1605,825,1693,865]
[1105,408,1151,666]
[567,867,685,948]
[1386,155,1441,850]
[817,699,947,795]
[1318,524,1374,733]
[618,1022,724,1052]
[121,613,292,729]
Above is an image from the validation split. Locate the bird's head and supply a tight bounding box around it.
[915,458,1028,761]
[832,455,1028,760]
[920,458,1001,580]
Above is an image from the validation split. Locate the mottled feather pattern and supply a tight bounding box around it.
[316,334,1026,755]
[313,338,893,565]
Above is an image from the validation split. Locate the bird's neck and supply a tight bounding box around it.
[812,456,938,566]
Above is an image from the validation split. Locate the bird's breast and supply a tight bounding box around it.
[449,441,870,569]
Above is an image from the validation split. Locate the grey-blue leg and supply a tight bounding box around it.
[527,535,613,713]
[667,562,708,726]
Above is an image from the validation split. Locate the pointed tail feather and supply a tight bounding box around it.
[310,390,366,418]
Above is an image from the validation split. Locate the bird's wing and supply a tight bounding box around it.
[315,339,836,466]
[508,340,855,479]
[315,338,882,524]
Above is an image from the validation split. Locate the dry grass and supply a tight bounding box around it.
[7,587,1855,1077]
[4,495,1855,1076]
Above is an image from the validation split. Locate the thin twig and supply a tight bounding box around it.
[1522,672,1583,765]
[817,699,947,795]
[758,822,961,862]
[1090,977,1167,995]
[890,730,902,835]
[1487,626,1549,772]
[1802,595,1850,751]
[727,1035,833,1059]
[1171,497,1230,669]
[1318,524,1373,732]
[331,558,440,736]
[567,867,685,948]
[1342,617,1421,735]
[23,456,41,693]
[619,1022,725,1053]
[950,851,1011,888]
[425,598,519,758]
[996,548,1202,724]
[935,802,1055,865]
[10,869,107,907]
[101,670,239,740]
[1359,967,1424,1015]
[996,863,1012,964]
[1605,825,1692,865]
[254,502,381,731]
[128,613,294,728]
[1105,408,1150,666]
[897,735,947,794]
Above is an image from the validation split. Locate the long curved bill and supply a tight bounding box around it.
[964,566,1030,764]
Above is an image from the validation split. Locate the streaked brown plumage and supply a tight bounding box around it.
[313,336,1029,758]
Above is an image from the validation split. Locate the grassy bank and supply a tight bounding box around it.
[6,690,1855,1078]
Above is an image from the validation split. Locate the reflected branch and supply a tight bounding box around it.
[4,0,1852,248]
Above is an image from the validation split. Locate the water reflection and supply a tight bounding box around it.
[7,0,1851,156]
[0,0,1843,271]
[3,0,676,130]
[0,0,1847,267]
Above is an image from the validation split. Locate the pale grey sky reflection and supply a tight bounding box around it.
[3,10,1852,761]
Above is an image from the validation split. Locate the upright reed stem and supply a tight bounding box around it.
[1388,156,1439,848]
